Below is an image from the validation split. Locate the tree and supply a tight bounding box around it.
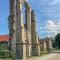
[55,33,60,49]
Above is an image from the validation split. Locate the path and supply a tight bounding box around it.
[27,53,60,60]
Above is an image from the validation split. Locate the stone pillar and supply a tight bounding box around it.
[23,43,27,60]
[9,0,27,59]
[26,7,32,57]
[44,42,47,51]
[31,10,40,56]
[20,0,32,58]
[48,40,52,50]
[8,0,17,58]
[20,0,27,59]
[36,36,40,56]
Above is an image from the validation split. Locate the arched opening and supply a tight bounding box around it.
[22,4,26,24]
[21,2,29,30]
[21,2,30,57]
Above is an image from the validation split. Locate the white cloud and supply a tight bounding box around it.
[46,20,60,37]
[46,20,56,31]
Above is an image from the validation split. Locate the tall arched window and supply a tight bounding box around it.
[21,2,29,30]
[22,4,27,28]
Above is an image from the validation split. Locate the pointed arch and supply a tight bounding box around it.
[21,1,30,30]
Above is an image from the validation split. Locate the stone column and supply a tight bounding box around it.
[26,7,32,57]
[20,0,27,59]
[8,0,17,58]
[20,0,32,58]
[23,43,27,60]
[44,42,47,51]
[9,0,27,59]
[31,10,40,56]
[48,40,52,50]
[36,36,40,56]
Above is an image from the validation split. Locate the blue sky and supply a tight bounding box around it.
[28,0,60,38]
[0,0,60,38]
[0,0,9,35]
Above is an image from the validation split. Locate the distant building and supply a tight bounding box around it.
[0,35,9,48]
[45,38,52,50]
[39,39,47,51]
[39,38,52,51]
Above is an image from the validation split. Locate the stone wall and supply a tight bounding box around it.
[9,0,40,59]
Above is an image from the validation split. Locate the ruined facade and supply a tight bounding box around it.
[39,38,52,51]
[45,38,52,50]
[8,0,40,59]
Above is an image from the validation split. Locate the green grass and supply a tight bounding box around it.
[40,51,48,56]
[0,58,13,60]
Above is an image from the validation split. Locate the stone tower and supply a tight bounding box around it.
[31,10,40,56]
[8,0,27,59]
[25,6,32,57]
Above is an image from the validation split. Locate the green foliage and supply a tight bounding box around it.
[0,47,15,60]
[55,33,60,49]
[40,51,48,56]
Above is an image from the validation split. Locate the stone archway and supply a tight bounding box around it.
[9,0,40,59]
[20,1,32,58]
[8,0,29,59]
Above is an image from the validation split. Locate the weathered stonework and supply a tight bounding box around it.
[25,7,32,57]
[39,38,52,51]
[44,41,47,51]
[8,0,27,59]
[8,0,40,59]
[31,10,40,56]
[45,38,52,50]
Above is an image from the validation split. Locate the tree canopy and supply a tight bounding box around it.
[55,33,60,49]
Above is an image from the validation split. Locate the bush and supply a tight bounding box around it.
[0,47,15,60]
